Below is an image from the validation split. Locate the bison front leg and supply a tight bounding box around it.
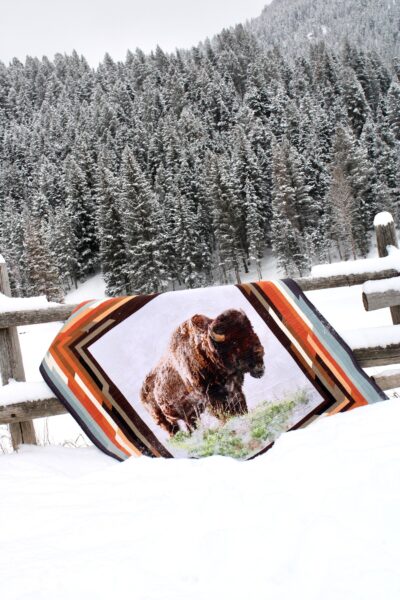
[211,389,248,420]
[174,391,206,434]
[224,377,248,416]
[207,381,248,420]
[180,409,199,434]
[229,389,248,416]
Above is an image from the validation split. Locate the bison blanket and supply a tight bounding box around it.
[40,281,387,461]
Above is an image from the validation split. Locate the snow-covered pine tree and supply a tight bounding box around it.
[22,202,64,302]
[231,126,266,265]
[119,146,167,294]
[209,157,244,284]
[330,125,373,256]
[97,164,130,295]
[64,155,98,279]
[387,79,400,141]
[327,165,357,260]
[41,222,65,303]
[341,67,370,137]
[48,205,78,291]
[270,140,310,276]
[171,190,206,289]
[245,179,264,279]
[0,196,28,296]
[360,118,391,216]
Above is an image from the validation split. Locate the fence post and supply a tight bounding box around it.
[374,212,400,325]
[0,259,37,449]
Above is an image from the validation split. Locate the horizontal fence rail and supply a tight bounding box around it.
[0,304,79,329]
[1,344,400,425]
[0,397,67,424]
[295,269,400,292]
[352,344,400,368]
[362,283,400,312]
[0,269,399,331]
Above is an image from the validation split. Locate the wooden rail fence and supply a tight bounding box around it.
[1,212,400,450]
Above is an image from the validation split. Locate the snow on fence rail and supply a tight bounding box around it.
[1,270,400,332]
[0,303,78,329]
[362,276,400,312]
[2,211,400,450]
[1,268,400,330]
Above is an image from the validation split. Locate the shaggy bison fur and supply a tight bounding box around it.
[140,309,265,436]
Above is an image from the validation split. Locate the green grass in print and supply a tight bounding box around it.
[170,388,311,459]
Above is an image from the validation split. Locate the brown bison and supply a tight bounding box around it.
[140,309,265,436]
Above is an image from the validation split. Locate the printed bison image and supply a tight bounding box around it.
[140,309,265,436]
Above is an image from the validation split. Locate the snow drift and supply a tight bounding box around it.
[1,396,400,600]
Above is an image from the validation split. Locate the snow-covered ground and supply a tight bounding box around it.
[1,254,400,599]
[1,398,400,600]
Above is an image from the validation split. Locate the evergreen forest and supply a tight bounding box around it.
[0,0,399,300]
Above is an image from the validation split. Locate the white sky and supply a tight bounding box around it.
[1,0,269,67]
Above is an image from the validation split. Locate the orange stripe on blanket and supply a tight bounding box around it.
[49,333,164,457]
[47,343,137,456]
[61,298,124,334]
[306,332,368,408]
[92,297,133,323]
[258,282,368,408]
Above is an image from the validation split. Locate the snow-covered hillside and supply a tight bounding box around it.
[250,0,400,62]
[1,397,400,600]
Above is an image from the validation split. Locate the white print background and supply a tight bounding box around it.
[89,285,321,450]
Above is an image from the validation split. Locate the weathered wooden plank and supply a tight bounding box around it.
[0,304,79,329]
[0,267,397,332]
[8,422,23,447]
[0,261,37,448]
[296,269,400,292]
[374,212,400,324]
[353,345,400,368]
[0,397,67,424]
[362,284,400,311]
[0,271,399,332]
[373,370,400,391]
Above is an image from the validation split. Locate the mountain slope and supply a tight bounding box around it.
[249,0,400,64]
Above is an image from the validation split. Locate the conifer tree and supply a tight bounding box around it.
[119,147,167,294]
[331,125,373,256]
[270,141,310,276]
[387,80,400,140]
[0,196,28,296]
[171,190,206,289]
[341,68,370,137]
[64,156,97,279]
[97,164,130,295]
[210,158,244,283]
[245,180,264,279]
[48,206,78,291]
[327,165,357,260]
[22,203,64,302]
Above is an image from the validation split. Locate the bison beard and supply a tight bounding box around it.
[140,309,265,436]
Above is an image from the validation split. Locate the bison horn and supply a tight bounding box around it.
[210,330,226,343]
